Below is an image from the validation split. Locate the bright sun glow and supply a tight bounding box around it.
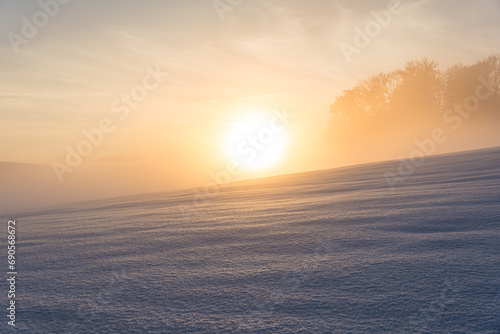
[224,109,289,171]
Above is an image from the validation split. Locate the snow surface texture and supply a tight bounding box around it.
[2,147,499,333]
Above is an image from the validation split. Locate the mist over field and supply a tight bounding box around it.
[1,0,500,332]
[3,54,500,212]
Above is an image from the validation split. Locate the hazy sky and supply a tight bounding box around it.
[1,0,499,191]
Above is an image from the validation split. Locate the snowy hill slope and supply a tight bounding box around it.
[2,147,499,333]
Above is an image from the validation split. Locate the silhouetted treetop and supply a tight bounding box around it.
[327,55,500,141]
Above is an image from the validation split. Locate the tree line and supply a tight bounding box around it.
[326,55,500,154]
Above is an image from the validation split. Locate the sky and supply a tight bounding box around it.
[1,0,499,208]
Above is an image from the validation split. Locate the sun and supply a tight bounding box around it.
[223,109,289,171]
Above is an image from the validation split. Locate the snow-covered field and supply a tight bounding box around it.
[3,147,500,333]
